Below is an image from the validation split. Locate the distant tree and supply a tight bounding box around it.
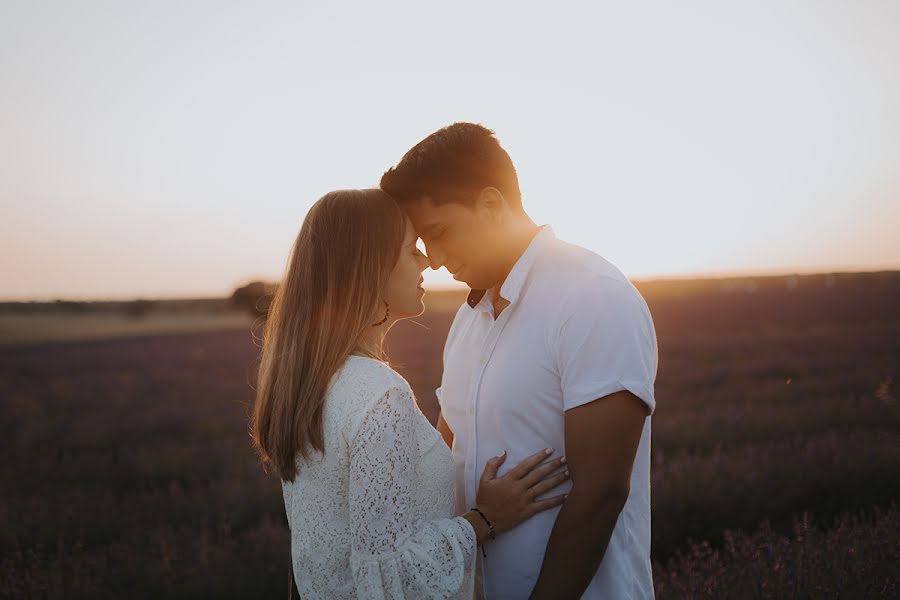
[125,299,155,320]
[54,299,88,313]
[231,281,278,317]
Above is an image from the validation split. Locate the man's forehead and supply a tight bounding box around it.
[406,198,447,230]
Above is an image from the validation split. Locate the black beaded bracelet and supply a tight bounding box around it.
[470,507,496,540]
[469,507,495,558]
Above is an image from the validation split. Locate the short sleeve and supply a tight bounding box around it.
[555,276,658,415]
[348,385,476,599]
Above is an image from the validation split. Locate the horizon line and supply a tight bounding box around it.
[2,265,898,303]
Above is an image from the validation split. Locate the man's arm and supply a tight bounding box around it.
[528,390,648,600]
[436,412,454,448]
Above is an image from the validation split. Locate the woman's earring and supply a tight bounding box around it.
[372,300,390,327]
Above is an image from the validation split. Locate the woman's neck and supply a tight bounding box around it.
[354,321,392,360]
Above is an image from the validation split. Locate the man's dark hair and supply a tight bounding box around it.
[380,122,522,210]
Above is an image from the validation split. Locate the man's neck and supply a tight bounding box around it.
[488,220,541,302]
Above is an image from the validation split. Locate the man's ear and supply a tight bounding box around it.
[475,187,507,220]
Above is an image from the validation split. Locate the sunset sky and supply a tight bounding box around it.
[2,1,898,300]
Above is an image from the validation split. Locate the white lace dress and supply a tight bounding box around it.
[282,355,477,599]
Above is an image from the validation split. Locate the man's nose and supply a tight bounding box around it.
[427,248,444,270]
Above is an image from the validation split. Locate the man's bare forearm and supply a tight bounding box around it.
[528,487,628,600]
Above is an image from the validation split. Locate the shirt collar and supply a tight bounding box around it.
[466,225,555,310]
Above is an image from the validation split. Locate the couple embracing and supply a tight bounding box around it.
[251,123,658,599]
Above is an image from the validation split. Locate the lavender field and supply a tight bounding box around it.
[2,272,898,598]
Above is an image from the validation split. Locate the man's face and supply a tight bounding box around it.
[404,196,510,290]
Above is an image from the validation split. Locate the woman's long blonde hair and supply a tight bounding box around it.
[250,189,406,482]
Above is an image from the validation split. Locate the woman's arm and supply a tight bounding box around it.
[348,385,477,599]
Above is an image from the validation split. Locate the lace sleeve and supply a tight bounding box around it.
[348,385,476,599]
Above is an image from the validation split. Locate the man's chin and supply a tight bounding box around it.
[451,268,491,290]
[452,272,475,287]
[458,277,488,290]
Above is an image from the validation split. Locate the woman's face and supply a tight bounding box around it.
[382,217,431,320]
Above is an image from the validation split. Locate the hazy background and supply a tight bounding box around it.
[2,3,899,597]
[2,0,899,300]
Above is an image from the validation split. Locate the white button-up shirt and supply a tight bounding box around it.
[437,226,657,600]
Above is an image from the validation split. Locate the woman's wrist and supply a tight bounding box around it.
[470,507,496,540]
[461,510,491,544]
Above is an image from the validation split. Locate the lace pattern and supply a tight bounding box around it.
[282,356,476,599]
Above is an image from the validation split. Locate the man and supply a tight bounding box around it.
[381,123,658,599]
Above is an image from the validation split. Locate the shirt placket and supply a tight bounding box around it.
[465,307,515,600]
[464,308,515,506]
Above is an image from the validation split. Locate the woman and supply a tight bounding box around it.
[250,189,569,599]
